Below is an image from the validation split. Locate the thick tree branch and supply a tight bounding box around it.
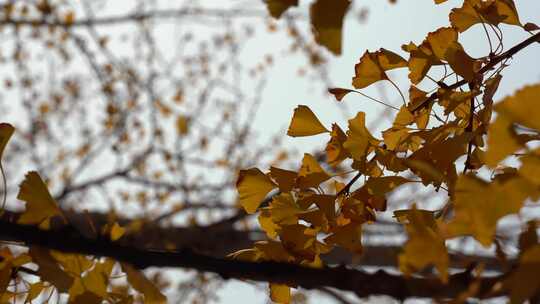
[0,210,510,272]
[0,219,505,299]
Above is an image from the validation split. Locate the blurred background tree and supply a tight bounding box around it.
[0,0,353,302]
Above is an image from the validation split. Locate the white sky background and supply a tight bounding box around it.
[218,1,540,303]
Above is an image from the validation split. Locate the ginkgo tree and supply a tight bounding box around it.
[233,0,540,303]
[1,0,540,303]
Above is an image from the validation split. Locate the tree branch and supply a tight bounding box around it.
[0,209,511,272]
[0,8,266,28]
[0,219,506,300]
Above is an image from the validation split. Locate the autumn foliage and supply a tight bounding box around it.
[1,0,540,303]
[233,0,540,303]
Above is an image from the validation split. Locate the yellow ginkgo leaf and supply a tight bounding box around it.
[361,176,410,197]
[325,222,363,254]
[328,88,355,101]
[398,206,448,282]
[296,153,330,189]
[450,0,521,33]
[266,0,298,18]
[237,168,277,213]
[258,210,280,239]
[403,40,441,84]
[17,171,64,229]
[175,115,189,135]
[426,27,476,81]
[29,247,74,292]
[343,112,379,161]
[255,240,294,262]
[267,193,301,225]
[110,222,126,241]
[287,105,329,137]
[121,263,167,304]
[376,48,408,70]
[504,245,540,304]
[519,152,540,186]
[393,105,415,128]
[269,166,297,192]
[445,174,535,247]
[0,123,14,159]
[310,0,351,55]
[352,51,387,89]
[279,224,319,260]
[270,283,291,304]
[495,84,540,131]
[69,259,114,301]
[325,123,350,167]
[484,115,521,167]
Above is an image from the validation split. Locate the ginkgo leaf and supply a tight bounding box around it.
[270,283,291,304]
[266,0,298,18]
[110,222,126,241]
[376,48,408,70]
[69,259,114,302]
[259,209,280,239]
[269,166,297,192]
[495,84,540,131]
[519,153,540,186]
[524,22,540,31]
[437,89,474,116]
[26,282,45,303]
[328,88,355,101]
[361,176,410,197]
[403,40,441,84]
[175,115,189,135]
[504,245,540,304]
[393,106,415,128]
[343,112,379,161]
[17,171,64,229]
[325,222,363,254]
[352,48,406,89]
[398,206,448,282]
[0,123,14,159]
[325,123,350,167]
[29,247,74,292]
[296,153,330,189]
[267,192,301,225]
[309,194,336,221]
[279,224,319,260]
[121,263,167,304]
[255,240,295,262]
[341,197,378,221]
[409,86,431,129]
[445,174,535,246]
[407,132,470,188]
[287,105,329,137]
[450,0,521,33]
[484,108,522,167]
[237,168,277,213]
[352,51,387,89]
[310,0,351,55]
[426,27,476,81]
[299,209,329,232]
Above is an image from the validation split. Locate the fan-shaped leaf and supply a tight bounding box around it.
[287,105,329,137]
